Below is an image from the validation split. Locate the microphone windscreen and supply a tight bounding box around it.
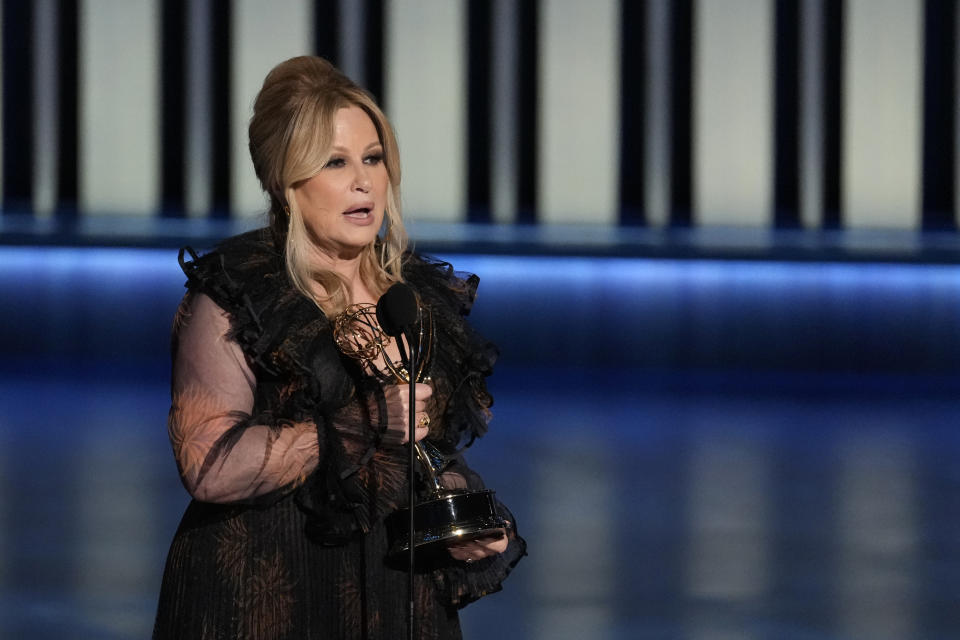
[376,283,418,337]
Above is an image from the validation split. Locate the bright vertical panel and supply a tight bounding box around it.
[185,0,211,217]
[385,0,466,222]
[338,0,365,86]
[34,0,59,217]
[844,0,922,228]
[538,0,620,224]
[531,438,615,640]
[490,0,519,223]
[694,0,773,226]
[232,0,313,217]
[685,429,771,640]
[955,1,960,227]
[75,425,158,633]
[800,0,824,228]
[645,0,672,227]
[80,0,159,215]
[836,433,918,639]
[0,3,4,201]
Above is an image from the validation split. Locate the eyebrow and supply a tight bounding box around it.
[329,141,383,154]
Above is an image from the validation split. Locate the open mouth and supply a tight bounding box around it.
[344,205,373,219]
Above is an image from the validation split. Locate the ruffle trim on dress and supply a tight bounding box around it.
[402,254,499,453]
[431,501,528,608]
[179,229,354,417]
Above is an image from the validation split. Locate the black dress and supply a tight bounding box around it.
[153,229,525,640]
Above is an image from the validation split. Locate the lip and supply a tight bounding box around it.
[342,201,378,226]
[343,201,374,215]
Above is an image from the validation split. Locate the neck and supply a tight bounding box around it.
[306,243,372,304]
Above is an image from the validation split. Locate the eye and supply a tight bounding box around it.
[324,157,345,169]
[364,153,383,165]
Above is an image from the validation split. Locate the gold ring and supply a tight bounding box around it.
[418,414,430,428]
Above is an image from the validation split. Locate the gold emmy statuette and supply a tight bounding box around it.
[334,301,507,555]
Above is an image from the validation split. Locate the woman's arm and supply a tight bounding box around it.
[168,292,319,503]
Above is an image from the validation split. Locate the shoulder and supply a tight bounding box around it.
[181,228,282,285]
[403,252,482,317]
[179,227,288,311]
[177,228,328,377]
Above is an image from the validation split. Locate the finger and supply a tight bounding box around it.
[382,386,399,406]
[414,411,432,431]
[391,386,431,410]
[455,541,491,554]
[389,383,431,395]
[447,547,472,561]
[447,542,485,562]
[452,533,508,555]
[448,547,491,563]
[483,536,509,554]
[400,425,430,444]
[400,428,428,444]
[411,389,431,412]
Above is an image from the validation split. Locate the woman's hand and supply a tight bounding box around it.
[383,382,433,444]
[447,529,509,563]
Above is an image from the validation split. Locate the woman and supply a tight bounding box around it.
[153,56,525,639]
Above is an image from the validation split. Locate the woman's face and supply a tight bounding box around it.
[294,105,388,260]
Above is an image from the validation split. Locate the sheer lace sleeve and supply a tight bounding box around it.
[168,291,320,503]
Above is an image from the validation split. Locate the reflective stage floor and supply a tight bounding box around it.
[1,246,959,639]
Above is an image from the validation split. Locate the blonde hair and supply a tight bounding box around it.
[248,56,407,315]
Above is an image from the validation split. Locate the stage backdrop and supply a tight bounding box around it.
[0,0,957,232]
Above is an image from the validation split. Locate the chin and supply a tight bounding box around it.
[341,232,380,254]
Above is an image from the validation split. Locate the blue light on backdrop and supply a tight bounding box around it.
[3,246,960,376]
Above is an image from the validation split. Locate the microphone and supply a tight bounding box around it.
[376,282,418,339]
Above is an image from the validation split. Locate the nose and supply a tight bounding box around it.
[353,166,371,192]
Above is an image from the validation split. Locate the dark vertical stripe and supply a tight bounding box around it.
[314,0,340,65]
[161,0,187,217]
[2,1,34,213]
[57,0,79,217]
[921,0,956,230]
[516,0,538,224]
[669,0,693,226]
[822,0,843,229]
[774,0,801,227]
[211,0,231,217]
[364,0,384,103]
[619,0,646,226]
[466,0,492,223]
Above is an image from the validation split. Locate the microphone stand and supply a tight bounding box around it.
[393,329,417,640]
[370,282,425,640]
